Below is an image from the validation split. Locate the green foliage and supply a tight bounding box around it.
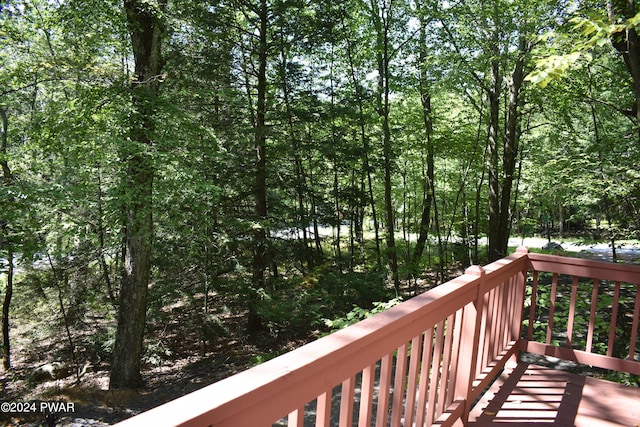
[527,51,585,88]
[252,266,394,340]
[322,297,403,333]
[142,338,173,367]
[1,0,639,393]
[526,9,640,87]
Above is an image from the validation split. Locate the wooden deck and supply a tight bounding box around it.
[113,250,640,427]
[469,362,640,427]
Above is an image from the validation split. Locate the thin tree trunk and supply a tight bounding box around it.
[333,163,342,270]
[401,163,409,264]
[0,107,9,181]
[413,86,435,264]
[340,11,381,267]
[306,151,323,256]
[110,0,165,389]
[46,251,78,377]
[371,0,399,290]
[589,65,618,262]
[96,171,116,305]
[413,6,435,267]
[328,45,343,271]
[1,107,13,370]
[349,170,357,271]
[474,150,487,264]
[2,248,12,371]
[486,45,502,262]
[248,0,269,334]
[279,39,312,271]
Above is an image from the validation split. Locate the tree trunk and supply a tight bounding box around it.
[371,0,399,290]
[413,32,435,264]
[497,36,528,256]
[97,172,116,305]
[248,0,269,334]
[1,248,12,371]
[608,0,640,141]
[306,153,323,256]
[0,107,9,181]
[486,45,502,261]
[487,34,528,261]
[1,107,13,371]
[278,41,312,270]
[333,163,342,270]
[110,0,165,389]
[340,10,382,266]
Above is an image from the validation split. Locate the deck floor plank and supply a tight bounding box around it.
[469,362,640,427]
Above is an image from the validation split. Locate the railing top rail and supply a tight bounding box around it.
[526,252,640,283]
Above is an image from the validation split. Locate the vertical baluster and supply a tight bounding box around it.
[438,313,455,413]
[458,297,484,424]
[496,282,506,355]
[427,320,446,426]
[499,279,509,349]
[376,354,393,427]
[403,334,423,427]
[492,284,502,356]
[415,328,434,427]
[358,364,375,426]
[436,313,455,422]
[478,291,490,376]
[447,308,464,409]
[586,279,600,353]
[491,286,502,359]
[505,277,515,344]
[507,276,517,345]
[390,344,408,427]
[511,270,526,342]
[486,288,498,364]
[546,273,558,345]
[607,281,621,357]
[316,389,332,427]
[527,271,539,341]
[288,407,305,427]
[566,276,579,348]
[502,279,511,349]
[339,376,355,427]
[629,283,640,361]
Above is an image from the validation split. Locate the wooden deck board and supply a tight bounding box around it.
[469,362,640,427]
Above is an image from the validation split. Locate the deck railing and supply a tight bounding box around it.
[114,249,640,427]
[523,252,640,375]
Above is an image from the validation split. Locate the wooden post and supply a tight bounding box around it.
[511,247,529,367]
[457,265,485,424]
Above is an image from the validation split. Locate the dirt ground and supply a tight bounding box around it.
[0,288,315,426]
[0,323,273,426]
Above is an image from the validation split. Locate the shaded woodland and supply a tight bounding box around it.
[1,0,640,417]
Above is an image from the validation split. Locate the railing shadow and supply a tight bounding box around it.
[470,362,582,426]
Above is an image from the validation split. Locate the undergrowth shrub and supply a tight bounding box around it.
[255,265,394,340]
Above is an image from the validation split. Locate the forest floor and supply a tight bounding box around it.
[1,237,639,426]
[0,311,287,426]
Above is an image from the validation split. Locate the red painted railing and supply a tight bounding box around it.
[114,249,640,427]
[523,253,640,375]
